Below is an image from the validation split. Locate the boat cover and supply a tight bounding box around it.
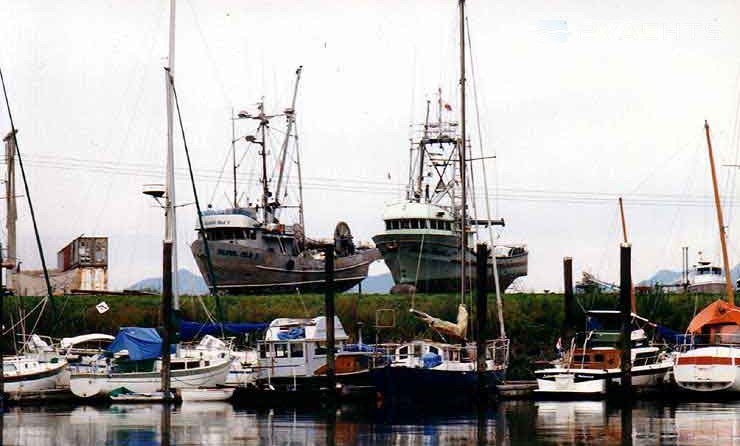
[180,321,269,340]
[106,327,163,361]
[277,327,306,340]
[686,299,740,334]
[422,352,442,369]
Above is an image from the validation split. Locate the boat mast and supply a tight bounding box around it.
[458,0,468,301]
[165,0,179,307]
[417,100,431,202]
[273,66,303,212]
[704,120,734,305]
[232,107,238,208]
[259,103,270,223]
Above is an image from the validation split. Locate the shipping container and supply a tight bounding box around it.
[57,236,108,272]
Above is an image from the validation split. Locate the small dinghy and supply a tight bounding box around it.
[180,387,235,402]
[108,387,172,403]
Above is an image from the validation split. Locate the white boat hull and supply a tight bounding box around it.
[674,346,740,392]
[535,361,672,395]
[3,360,68,394]
[70,359,232,398]
[180,388,234,402]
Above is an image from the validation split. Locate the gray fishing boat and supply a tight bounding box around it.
[191,67,378,294]
[372,94,527,294]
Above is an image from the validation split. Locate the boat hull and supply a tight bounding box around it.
[3,360,68,395]
[372,232,527,293]
[674,346,740,392]
[370,365,505,404]
[180,388,235,402]
[535,362,673,396]
[69,359,232,398]
[191,240,379,294]
[687,283,726,294]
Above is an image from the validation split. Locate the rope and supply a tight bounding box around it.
[2,296,48,336]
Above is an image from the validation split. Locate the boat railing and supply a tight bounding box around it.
[486,338,510,368]
[675,333,740,353]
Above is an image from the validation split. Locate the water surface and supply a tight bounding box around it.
[3,400,740,445]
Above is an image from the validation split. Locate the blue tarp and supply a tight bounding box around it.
[180,320,269,340]
[344,344,377,352]
[106,327,163,361]
[655,324,682,345]
[422,352,442,369]
[277,327,305,340]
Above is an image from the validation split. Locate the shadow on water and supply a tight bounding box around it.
[1,399,740,445]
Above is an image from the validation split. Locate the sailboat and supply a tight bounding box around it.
[1,70,69,398]
[673,121,740,393]
[190,67,379,295]
[370,0,510,404]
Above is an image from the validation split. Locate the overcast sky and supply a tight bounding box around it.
[1,0,740,291]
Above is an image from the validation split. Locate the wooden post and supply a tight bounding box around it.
[476,243,488,399]
[161,240,173,399]
[705,120,734,305]
[324,244,336,399]
[562,257,574,343]
[619,243,632,395]
[618,198,636,313]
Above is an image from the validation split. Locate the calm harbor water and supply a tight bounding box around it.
[2,400,739,445]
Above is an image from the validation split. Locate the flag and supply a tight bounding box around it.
[96,301,110,314]
[444,103,452,111]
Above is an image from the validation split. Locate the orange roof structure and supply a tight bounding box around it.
[686,299,740,334]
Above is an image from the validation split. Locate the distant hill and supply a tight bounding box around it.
[127,269,208,295]
[349,273,394,294]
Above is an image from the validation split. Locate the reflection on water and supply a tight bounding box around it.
[2,399,740,445]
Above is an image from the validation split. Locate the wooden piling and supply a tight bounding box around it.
[562,257,574,343]
[324,244,337,399]
[161,240,173,400]
[619,243,632,395]
[476,243,488,399]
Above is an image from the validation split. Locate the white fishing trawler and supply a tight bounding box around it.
[687,254,727,294]
[535,311,673,395]
[69,327,232,399]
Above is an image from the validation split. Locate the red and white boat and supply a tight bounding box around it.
[673,300,740,392]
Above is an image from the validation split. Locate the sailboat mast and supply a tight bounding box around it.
[704,120,734,305]
[232,107,238,208]
[458,0,468,300]
[165,0,179,307]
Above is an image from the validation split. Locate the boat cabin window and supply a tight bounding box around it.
[274,343,289,358]
[429,346,439,355]
[259,343,269,359]
[205,228,248,241]
[697,267,722,275]
[290,343,304,358]
[315,343,327,356]
[398,345,409,360]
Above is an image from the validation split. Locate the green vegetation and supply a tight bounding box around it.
[1,291,722,379]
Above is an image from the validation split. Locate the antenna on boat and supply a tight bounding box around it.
[704,120,734,305]
[232,107,238,208]
[416,100,431,202]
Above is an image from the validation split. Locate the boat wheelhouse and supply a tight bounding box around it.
[688,257,727,294]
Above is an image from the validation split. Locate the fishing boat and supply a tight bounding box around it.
[69,327,232,399]
[672,121,740,393]
[190,68,379,294]
[370,0,510,404]
[687,254,727,294]
[535,311,674,396]
[255,316,375,391]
